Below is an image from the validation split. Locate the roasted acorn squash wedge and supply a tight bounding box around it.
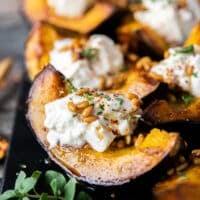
[25,22,159,98]
[27,65,181,185]
[22,0,116,34]
[154,165,200,200]
[143,97,200,125]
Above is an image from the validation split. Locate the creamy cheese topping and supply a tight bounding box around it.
[44,91,141,152]
[47,0,95,17]
[49,35,124,89]
[134,0,196,44]
[151,45,200,97]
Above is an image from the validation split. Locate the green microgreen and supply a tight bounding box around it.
[174,45,194,54]
[116,97,124,108]
[83,93,94,103]
[181,93,195,106]
[65,79,77,93]
[192,72,198,78]
[81,48,98,60]
[0,170,91,200]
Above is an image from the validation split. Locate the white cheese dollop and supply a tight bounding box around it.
[151,45,200,97]
[47,0,95,18]
[44,91,141,152]
[134,0,196,44]
[49,35,124,89]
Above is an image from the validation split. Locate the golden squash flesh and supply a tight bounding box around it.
[154,165,200,200]
[27,65,181,185]
[22,0,116,34]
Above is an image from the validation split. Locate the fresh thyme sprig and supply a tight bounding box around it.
[0,170,91,200]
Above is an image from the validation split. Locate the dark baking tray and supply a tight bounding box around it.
[1,77,200,200]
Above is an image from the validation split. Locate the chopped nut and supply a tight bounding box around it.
[82,116,97,123]
[176,163,188,172]
[164,50,170,58]
[126,93,139,100]
[77,101,89,109]
[67,102,77,112]
[81,106,93,117]
[148,72,163,81]
[134,134,144,147]
[99,75,106,90]
[125,135,131,145]
[76,88,90,95]
[186,65,193,76]
[136,57,152,71]
[116,140,125,149]
[127,53,139,62]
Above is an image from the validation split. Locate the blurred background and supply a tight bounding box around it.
[0,0,27,178]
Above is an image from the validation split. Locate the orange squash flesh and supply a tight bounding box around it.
[22,0,117,34]
[154,165,200,200]
[27,65,181,185]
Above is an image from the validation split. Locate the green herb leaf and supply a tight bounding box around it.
[14,171,26,191]
[65,79,77,93]
[0,190,16,200]
[99,104,104,111]
[175,45,194,54]
[192,72,198,77]
[104,95,111,101]
[45,170,66,196]
[77,191,92,200]
[18,171,41,194]
[50,179,58,196]
[83,93,94,103]
[64,178,76,200]
[81,48,98,60]
[116,97,124,108]
[181,93,195,106]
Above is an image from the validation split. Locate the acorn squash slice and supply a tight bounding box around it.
[27,65,181,185]
[22,0,116,34]
[143,97,200,125]
[25,22,159,98]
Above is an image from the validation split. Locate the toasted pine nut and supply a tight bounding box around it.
[125,135,131,145]
[82,116,97,123]
[167,168,175,176]
[164,51,170,58]
[131,98,141,107]
[127,53,139,62]
[77,101,89,109]
[136,57,152,70]
[186,65,193,76]
[116,140,125,149]
[106,78,113,89]
[67,102,77,112]
[76,88,90,95]
[82,106,93,117]
[59,46,69,52]
[99,75,106,90]
[176,163,188,172]
[148,72,163,81]
[127,93,139,100]
[134,134,144,147]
